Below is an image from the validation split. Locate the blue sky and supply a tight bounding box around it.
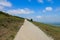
[0,0,60,23]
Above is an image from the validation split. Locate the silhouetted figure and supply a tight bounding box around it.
[31,19,33,22]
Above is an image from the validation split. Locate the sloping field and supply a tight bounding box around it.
[0,11,24,40]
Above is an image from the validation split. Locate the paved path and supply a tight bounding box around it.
[14,19,53,40]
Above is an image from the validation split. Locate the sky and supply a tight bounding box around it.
[0,0,60,23]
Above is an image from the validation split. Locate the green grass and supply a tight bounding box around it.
[30,21,60,40]
[0,11,24,40]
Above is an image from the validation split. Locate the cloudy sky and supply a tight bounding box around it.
[0,0,60,23]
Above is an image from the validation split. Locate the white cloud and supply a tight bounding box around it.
[0,0,12,11]
[46,7,53,11]
[0,0,12,7]
[38,0,43,3]
[47,0,54,4]
[42,7,53,13]
[36,16,42,18]
[38,0,53,4]
[0,6,4,11]
[6,8,34,14]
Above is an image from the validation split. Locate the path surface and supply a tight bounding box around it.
[14,19,53,40]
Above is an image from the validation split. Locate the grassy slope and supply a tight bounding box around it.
[0,11,24,40]
[29,20,60,40]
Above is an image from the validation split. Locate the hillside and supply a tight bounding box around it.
[31,21,60,40]
[0,11,24,40]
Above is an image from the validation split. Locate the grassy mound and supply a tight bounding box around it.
[0,11,24,40]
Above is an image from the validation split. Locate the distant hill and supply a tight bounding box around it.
[51,23,60,26]
[0,11,24,40]
[47,23,60,26]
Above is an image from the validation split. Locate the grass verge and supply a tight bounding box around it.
[0,11,24,40]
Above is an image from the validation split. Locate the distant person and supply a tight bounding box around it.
[31,19,33,22]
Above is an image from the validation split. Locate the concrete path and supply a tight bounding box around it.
[14,19,53,40]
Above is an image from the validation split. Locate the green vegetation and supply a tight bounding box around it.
[0,11,24,40]
[30,21,60,40]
